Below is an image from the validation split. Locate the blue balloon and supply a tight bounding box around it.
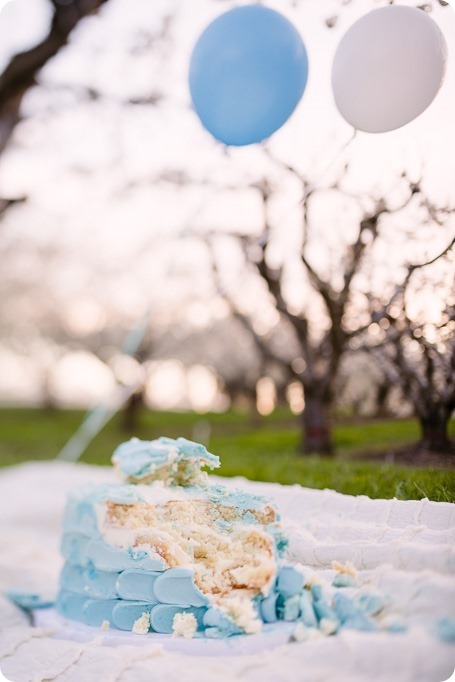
[189,5,308,146]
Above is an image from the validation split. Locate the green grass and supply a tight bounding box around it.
[0,407,453,502]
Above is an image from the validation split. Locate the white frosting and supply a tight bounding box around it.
[134,481,192,505]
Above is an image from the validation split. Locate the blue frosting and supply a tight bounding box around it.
[332,573,356,588]
[86,538,166,573]
[57,592,88,622]
[434,617,455,644]
[60,563,119,600]
[55,561,401,638]
[56,589,207,634]
[269,526,288,557]
[66,483,144,509]
[112,601,155,630]
[84,566,119,599]
[276,566,305,598]
[58,563,209,606]
[6,591,54,611]
[277,594,301,622]
[61,533,167,573]
[387,621,408,633]
[259,591,279,623]
[151,604,207,634]
[332,593,377,632]
[112,437,220,481]
[153,567,209,607]
[60,563,86,594]
[61,532,90,567]
[203,607,244,638]
[357,593,386,616]
[203,485,269,512]
[311,585,339,632]
[299,589,318,628]
[84,598,120,627]
[116,569,160,602]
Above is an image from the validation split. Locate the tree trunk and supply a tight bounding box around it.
[123,390,144,433]
[374,380,392,418]
[300,391,333,455]
[418,408,453,453]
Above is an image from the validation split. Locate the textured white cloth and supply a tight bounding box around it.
[0,461,454,682]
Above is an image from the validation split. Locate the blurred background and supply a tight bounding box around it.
[0,0,454,501]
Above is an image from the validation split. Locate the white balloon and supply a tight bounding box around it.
[331,6,448,133]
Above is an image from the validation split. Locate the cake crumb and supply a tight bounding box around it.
[332,560,357,578]
[319,617,338,636]
[292,562,307,576]
[224,597,262,635]
[101,620,110,631]
[172,612,198,639]
[303,567,320,588]
[132,612,151,635]
[291,623,321,642]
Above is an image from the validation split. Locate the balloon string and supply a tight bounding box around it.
[55,197,212,464]
[55,313,151,463]
[300,128,357,202]
[260,127,358,236]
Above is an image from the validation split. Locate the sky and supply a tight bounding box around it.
[0,0,454,409]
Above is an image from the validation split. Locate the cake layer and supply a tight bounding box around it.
[57,589,207,633]
[63,481,280,536]
[63,476,285,600]
[56,563,312,635]
[112,436,220,486]
[59,563,304,609]
[60,563,208,606]
[61,532,168,572]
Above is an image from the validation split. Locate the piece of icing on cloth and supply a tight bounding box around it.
[331,560,357,578]
[331,560,358,587]
[112,437,220,486]
[434,617,455,643]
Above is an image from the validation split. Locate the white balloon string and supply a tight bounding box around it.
[260,127,358,238]
[55,313,151,463]
[300,128,358,202]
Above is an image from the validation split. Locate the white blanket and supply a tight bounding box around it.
[0,461,454,682]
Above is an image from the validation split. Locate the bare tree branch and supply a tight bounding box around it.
[0,196,26,218]
[0,0,110,154]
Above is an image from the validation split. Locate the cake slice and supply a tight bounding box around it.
[56,436,380,639]
[56,436,303,636]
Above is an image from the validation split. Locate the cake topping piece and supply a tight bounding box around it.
[112,436,220,487]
